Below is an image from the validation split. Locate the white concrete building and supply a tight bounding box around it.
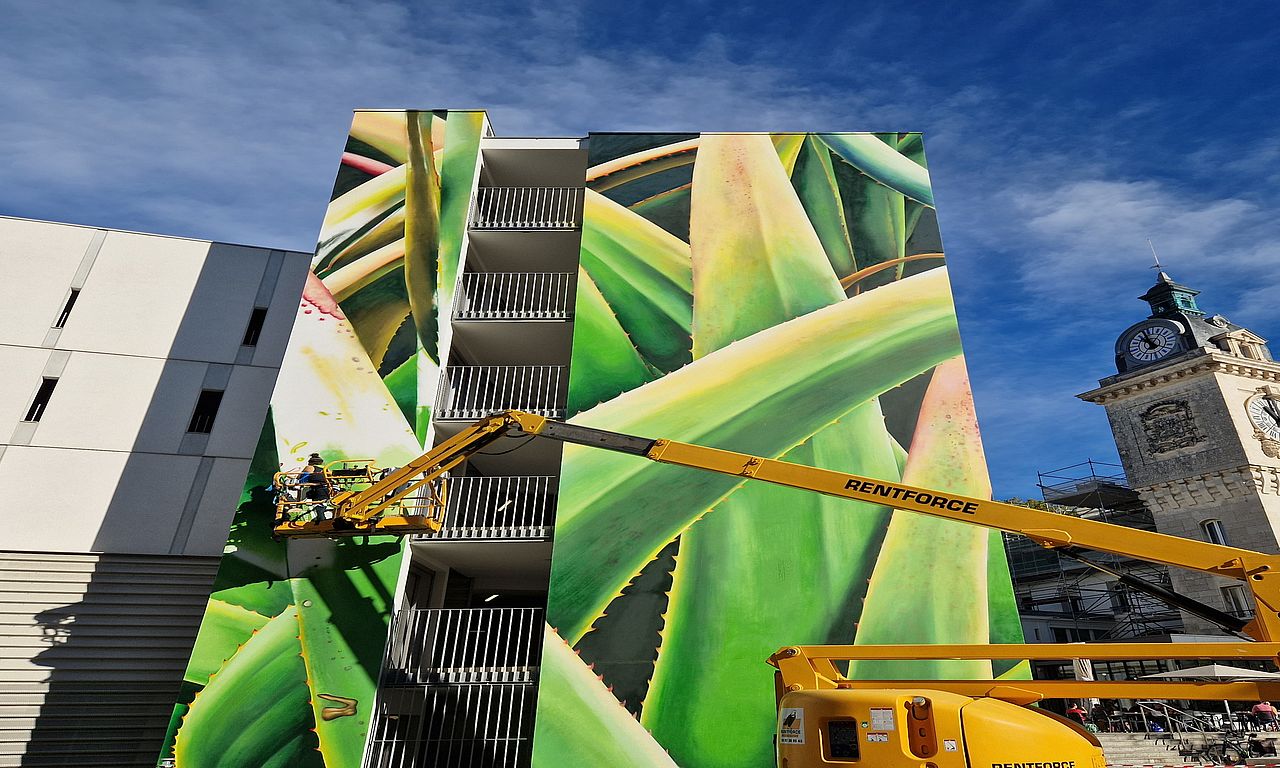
[0,216,309,767]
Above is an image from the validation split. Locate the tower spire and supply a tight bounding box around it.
[1147,238,1163,271]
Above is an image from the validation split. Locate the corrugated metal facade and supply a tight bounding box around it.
[0,551,218,767]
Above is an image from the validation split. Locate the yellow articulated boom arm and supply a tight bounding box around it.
[276,410,1280,691]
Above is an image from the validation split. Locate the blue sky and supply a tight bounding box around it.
[2,0,1277,497]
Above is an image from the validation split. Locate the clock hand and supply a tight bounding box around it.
[1141,333,1158,350]
[1265,399,1280,426]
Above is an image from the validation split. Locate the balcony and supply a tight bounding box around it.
[454,272,573,321]
[432,476,556,540]
[435,365,566,421]
[367,607,543,767]
[382,607,544,686]
[365,682,536,768]
[470,187,583,230]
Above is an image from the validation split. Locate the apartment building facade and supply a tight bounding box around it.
[0,217,309,766]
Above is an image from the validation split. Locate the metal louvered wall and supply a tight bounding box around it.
[0,551,219,768]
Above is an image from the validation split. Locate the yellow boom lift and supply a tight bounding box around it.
[274,411,1280,768]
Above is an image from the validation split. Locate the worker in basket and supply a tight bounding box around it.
[296,453,332,521]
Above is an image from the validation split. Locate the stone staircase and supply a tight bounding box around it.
[1097,732,1231,766]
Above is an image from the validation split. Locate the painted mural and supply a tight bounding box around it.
[530,133,1025,767]
[157,110,486,768]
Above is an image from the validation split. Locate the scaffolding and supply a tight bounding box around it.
[1004,460,1183,644]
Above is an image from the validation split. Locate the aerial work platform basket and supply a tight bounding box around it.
[272,459,447,538]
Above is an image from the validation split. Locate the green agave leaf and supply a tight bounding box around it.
[337,268,411,371]
[272,273,421,469]
[905,200,927,245]
[987,528,1028,677]
[531,625,677,768]
[210,567,294,620]
[835,157,906,278]
[316,203,404,278]
[771,133,805,175]
[349,111,409,164]
[897,132,927,167]
[382,351,417,425]
[639,164,900,764]
[318,166,407,265]
[183,599,271,686]
[574,538,680,717]
[325,238,406,303]
[567,266,658,416]
[689,132,844,357]
[791,135,858,279]
[404,111,441,360]
[852,356,994,680]
[630,184,691,242]
[549,267,962,643]
[644,404,901,767]
[819,133,934,207]
[437,111,485,307]
[579,189,693,373]
[998,661,1034,680]
[293,554,403,768]
[174,606,323,768]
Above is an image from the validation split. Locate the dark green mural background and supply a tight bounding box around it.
[530,132,1025,767]
[157,110,486,768]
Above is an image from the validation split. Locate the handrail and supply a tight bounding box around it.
[435,367,566,421]
[470,186,582,229]
[1134,700,1222,734]
[382,607,544,685]
[454,272,573,320]
[426,475,556,540]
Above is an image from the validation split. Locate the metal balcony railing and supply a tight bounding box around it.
[435,366,566,421]
[382,608,544,686]
[454,272,573,320]
[470,186,582,229]
[430,476,556,540]
[365,683,536,768]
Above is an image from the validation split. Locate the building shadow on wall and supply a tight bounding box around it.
[22,247,296,766]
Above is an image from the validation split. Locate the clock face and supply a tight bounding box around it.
[1247,396,1280,441]
[1125,324,1181,363]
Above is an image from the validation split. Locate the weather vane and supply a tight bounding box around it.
[1147,238,1164,271]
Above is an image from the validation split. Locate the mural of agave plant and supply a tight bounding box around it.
[159,115,1022,768]
[530,132,1024,768]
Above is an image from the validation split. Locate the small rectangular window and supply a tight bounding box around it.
[1201,519,1229,546]
[241,307,268,347]
[187,389,225,434]
[24,378,59,422]
[53,289,80,329]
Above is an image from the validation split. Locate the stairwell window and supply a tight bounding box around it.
[1201,519,1229,546]
[53,289,80,329]
[241,307,268,347]
[23,378,58,422]
[187,389,224,434]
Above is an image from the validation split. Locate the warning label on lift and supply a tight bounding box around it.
[778,708,805,744]
[870,707,896,731]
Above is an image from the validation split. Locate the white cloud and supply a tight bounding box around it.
[1016,179,1259,288]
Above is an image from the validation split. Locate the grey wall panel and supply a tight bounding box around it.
[0,551,218,767]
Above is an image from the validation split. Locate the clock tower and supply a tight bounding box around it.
[1079,271,1280,634]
